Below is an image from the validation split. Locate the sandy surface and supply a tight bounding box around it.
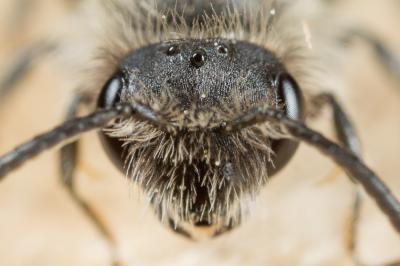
[0,1,399,266]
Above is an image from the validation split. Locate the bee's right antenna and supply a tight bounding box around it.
[0,103,165,179]
[224,106,400,233]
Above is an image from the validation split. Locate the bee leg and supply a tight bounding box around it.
[342,29,400,85]
[0,42,55,100]
[308,93,361,156]
[59,95,122,266]
[309,93,364,263]
[308,94,400,266]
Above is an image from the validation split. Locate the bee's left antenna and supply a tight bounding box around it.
[224,106,400,234]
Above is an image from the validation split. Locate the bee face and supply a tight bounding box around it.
[97,38,304,238]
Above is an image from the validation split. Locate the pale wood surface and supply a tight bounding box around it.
[0,1,399,265]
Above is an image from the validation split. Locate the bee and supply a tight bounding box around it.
[0,0,400,265]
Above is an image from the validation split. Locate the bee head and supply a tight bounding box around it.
[97,39,304,239]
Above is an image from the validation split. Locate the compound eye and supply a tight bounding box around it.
[97,72,125,173]
[276,73,304,120]
[267,73,304,177]
[97,72,123,108]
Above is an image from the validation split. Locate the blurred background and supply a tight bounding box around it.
[0,0,399,265]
